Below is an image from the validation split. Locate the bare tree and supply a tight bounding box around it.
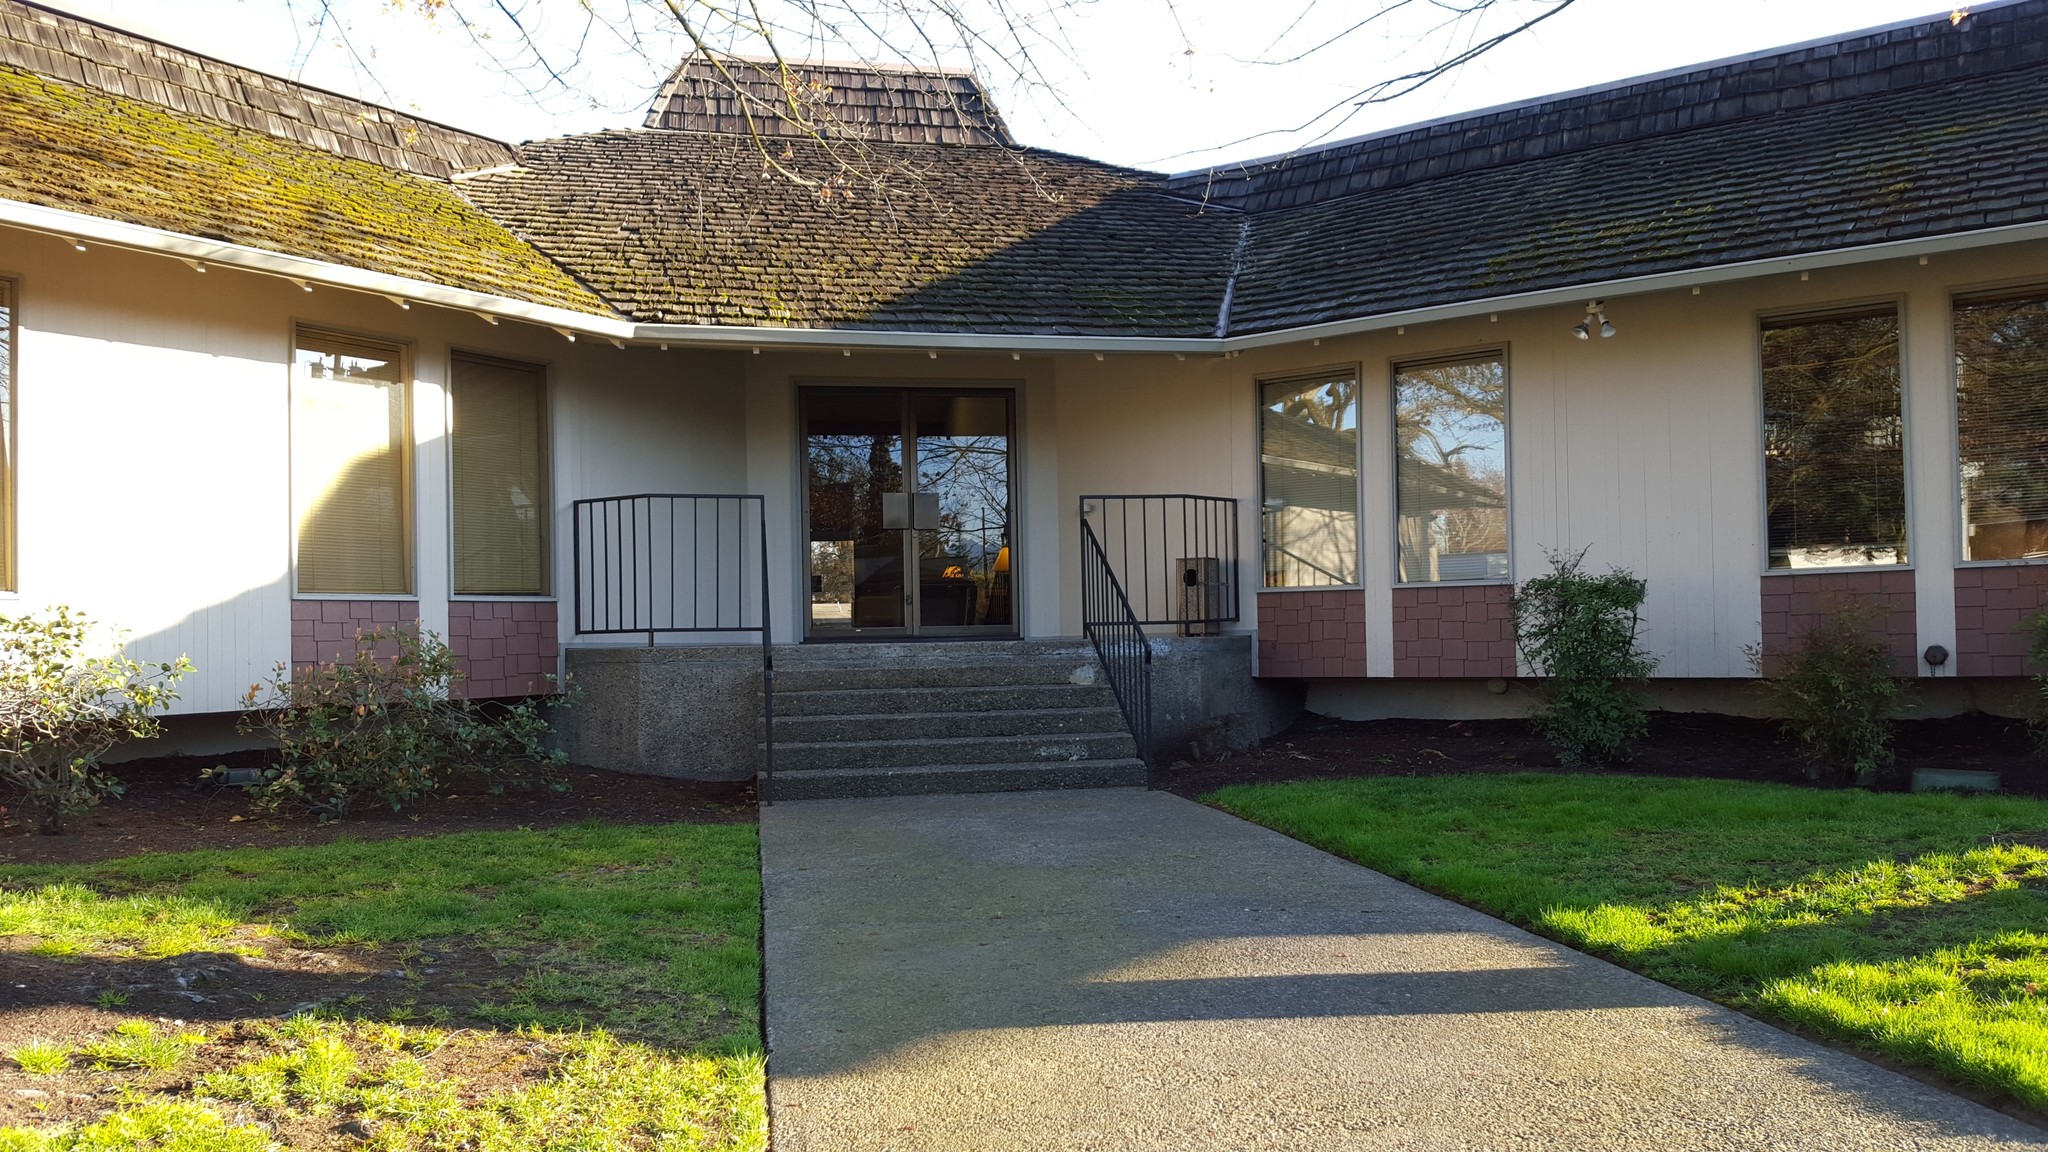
[298,0,1580,186]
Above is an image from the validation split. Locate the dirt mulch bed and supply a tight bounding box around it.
[1160,710,2048,799]
[0,753,756,867]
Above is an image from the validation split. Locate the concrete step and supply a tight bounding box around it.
[771,661,1104,693]
[772,706,1129,744]
[764,758,1148,801]
[772,683,1118,718]
[774,639,1099,667]
[774,730,1139,772]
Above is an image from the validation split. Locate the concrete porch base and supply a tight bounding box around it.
[554,635,1301,782]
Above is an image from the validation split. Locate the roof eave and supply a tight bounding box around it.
[8,196,2046,355]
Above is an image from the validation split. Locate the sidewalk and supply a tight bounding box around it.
[761,788,2048,1151]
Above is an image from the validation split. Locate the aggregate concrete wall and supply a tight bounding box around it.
[556,645,763,781]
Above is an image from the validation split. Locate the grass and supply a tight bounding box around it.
[0,821,765,1150]
[1207,773,2048,1109]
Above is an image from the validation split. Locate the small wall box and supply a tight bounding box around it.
[1910,768,2001,793]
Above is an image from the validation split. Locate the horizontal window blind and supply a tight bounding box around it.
[451,353,548,595]
[1394,354,1508,584]
[1761,308,1906,569]
[1260,373,1359,588]
[1956,290,2048,562]
[292,330,411,595]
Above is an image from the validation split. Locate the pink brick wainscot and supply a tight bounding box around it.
[290,600,419,677]
[1758,571,1917,677]
[1954,566,2048,677]
[1391,584,1515,678]
[1256,590,1366,678]
[450,600,561,699]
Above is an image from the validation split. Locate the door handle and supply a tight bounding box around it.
[882,491,909,529]
[882,492,943,530]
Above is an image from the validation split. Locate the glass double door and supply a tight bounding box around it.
[803,387,1016,638]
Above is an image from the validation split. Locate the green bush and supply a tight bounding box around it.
[1760,600,1905,785]
[1511,548,1658,766]
[0,607,189,835]
[236,626,566,819]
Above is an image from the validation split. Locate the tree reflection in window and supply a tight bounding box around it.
[1761,309,1905,569]
[1956,291,2048,562]
[1260,374,1360,588]
[1394,355,1508,584]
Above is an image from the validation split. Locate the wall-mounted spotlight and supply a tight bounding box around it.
[1572,300,1616,340]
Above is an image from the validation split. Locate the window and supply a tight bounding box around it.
[292,329,411,594]
[451,352,549,594]
[0,279,13,591]
[1956,290,2048,562]
[1394,353,1508,583]
[1260,372,1359,588]
[1761,308,1906,569]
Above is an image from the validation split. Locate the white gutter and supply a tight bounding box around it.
[0,199,637,341]
[9,196,2048,356]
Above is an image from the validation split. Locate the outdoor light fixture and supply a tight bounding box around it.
[1572,300,1616,340]
[384,295,411,310]
[62,236,85,251]
[474,311,498,325]
[289,278,312,292]
[180,258,206,273]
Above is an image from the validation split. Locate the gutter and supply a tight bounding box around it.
[8,196,2048,356]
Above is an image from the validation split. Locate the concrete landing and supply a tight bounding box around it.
[760,789,2048,1151]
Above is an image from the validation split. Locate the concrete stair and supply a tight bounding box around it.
[761,640,1147,801]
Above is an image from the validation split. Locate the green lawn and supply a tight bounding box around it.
[1207,774,2048,1109]
[0,822,764,1150]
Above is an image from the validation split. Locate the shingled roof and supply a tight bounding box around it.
[646,57,1011,147]
[0,0,513,178]
[462,131,1236,334]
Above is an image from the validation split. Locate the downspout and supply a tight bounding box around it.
[1214,218,1252,339]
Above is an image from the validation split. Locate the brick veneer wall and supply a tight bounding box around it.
[1391,584,1515,678]
[290,600,420,676]
[1256,590,1366,678]
[1758,572,1917,677]
[1955,566,2048,676]
[450,600,560,699]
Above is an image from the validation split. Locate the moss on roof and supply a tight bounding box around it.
[0,66,608,314]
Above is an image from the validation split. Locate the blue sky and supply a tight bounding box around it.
[57,0,1966,170]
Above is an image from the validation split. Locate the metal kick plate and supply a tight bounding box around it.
[882,492,942,530]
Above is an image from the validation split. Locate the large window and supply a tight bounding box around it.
[0,279,13,592]
[1957,290,2048,562]
[292,329,411,595]
[1761,308,1906,569]
[1260,372,1359,588]
[451,352,549,595]
[1394,353,1509,583]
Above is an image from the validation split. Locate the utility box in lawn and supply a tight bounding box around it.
[1179,556,1222,636]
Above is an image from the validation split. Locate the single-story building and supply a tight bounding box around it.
[2,0,2046,795]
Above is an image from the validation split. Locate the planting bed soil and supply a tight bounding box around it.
[0,753,755,865]
[1161,710,2048,800]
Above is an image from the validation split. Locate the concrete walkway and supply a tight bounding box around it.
[761,789,2048,1151]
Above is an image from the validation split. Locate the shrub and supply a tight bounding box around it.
[0,607,190,835]
[1760,600,1905,785]
[1512,548,1658,766]
[236,626,566,819]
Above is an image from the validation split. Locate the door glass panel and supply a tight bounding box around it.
[805,392,906,634]
[912,393,1014,630]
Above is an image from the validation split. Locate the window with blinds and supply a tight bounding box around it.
[1956,290,2048,562]
[451,353,549,595]
[0,279,13,591]
[1760,307,1906,569]
[292,329,411,595]
[1394,353,1509,584]
[1260,372,1360,588]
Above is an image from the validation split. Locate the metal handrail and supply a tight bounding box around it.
[1078,494,1241,631]
[1080,515,1154,773]
[570,494,777,800]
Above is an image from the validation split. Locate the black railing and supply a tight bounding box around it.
[571,494,777,798]
[1080,515,1154,771]
[1078,495,1241,633]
